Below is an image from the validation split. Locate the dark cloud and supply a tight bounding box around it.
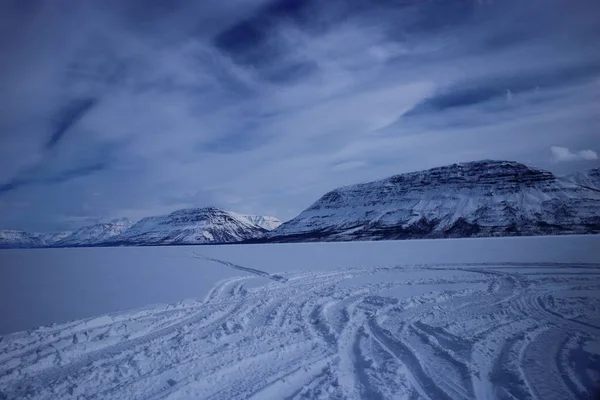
[405,60,600,117]
[213,13,280,66]
[0,181,20,194]
[214,0,314,55]
[386,0,477,37]
[46,97,98,150]
[0,162,106,196]
[43,162,107,184]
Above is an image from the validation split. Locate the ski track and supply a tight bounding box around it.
[1,259,600,399]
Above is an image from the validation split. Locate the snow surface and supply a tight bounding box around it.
[1,235,600,399]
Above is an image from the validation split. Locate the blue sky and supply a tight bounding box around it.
[0,0,599,232]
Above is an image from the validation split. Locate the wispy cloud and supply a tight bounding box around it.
[332,161,367,172]
[551,146,599,162]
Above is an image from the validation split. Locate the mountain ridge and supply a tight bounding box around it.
[106,207,267,246]
[2,160,599,248]
[264,160,600,242]
[0,208,281,249]
[55,221,133,247]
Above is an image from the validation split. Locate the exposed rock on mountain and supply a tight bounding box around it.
[266,160,600,242]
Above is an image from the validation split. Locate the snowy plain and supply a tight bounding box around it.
[1,235,599,399]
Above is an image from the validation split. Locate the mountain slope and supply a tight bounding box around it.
[109,207,266,245]
[56,221,133,247]
[0,210,277,248]
[266,160,600,242]
[38,232,73,246]
[564,167,600,191]
[0,230,73,249]
[0,230,46,249]
[241,215,282,230]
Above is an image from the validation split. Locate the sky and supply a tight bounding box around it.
[0,0,599,232]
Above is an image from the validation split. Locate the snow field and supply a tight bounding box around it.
[1,255,600,399]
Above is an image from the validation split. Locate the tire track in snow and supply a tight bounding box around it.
[4,303,243,398]
[191,252,288,282]
[367,318,452,400]
[2,262,600,399]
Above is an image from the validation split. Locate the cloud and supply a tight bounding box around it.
[551,146,599,162]
[0,162,107,195]
[0,0,599,231]
[46,97,98,150]
[404,60,600,117]
[0,182,19,194]
[331,161,367,172]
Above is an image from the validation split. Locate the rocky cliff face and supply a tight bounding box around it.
[266,160,600,242]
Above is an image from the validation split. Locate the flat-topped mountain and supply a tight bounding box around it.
[266,160,600,242]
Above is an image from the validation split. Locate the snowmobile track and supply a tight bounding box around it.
[1,260,599,399]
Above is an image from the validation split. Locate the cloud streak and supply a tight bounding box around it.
[46,97,98,150]
[0,162,107,195]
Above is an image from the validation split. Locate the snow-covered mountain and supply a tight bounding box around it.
[108,207,266,246]
[564,167,600,191]
[0,230,45,249]
[55,221,133,247]
[0,230,72,249]
[3,162,599,248]
[241,215,282,230]
[0,210,279,248]
[38,232,73,245]
[1,223,131,249]
[266,160,600,242]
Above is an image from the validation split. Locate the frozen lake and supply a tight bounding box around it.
[1,235,600,399]
[1,235,598,335]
